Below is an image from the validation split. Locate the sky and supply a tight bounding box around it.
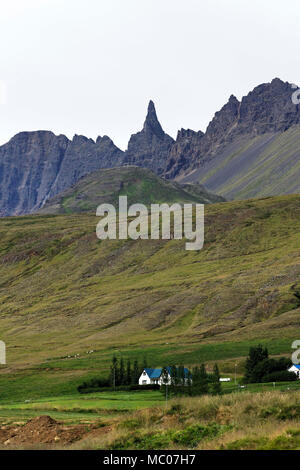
[0,0,300,150]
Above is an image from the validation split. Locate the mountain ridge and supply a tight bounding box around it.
[1,77,300,215]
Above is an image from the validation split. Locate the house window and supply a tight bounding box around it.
[142,380,147,384]
[143,371,146,375]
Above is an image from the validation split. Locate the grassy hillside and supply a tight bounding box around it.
[40,165,224,214]
[1,194,300,399]
[182,126,300,200]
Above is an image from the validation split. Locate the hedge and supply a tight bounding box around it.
[78,383,160,394]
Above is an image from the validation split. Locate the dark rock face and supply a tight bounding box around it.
[0,131,124,216]
[48,134,124,198]
[165,78,300,178]
[0,131,68,216]
[164,128,204,179]
[123,100,174,174]
[237,78,300,134]
[0,101,175,215]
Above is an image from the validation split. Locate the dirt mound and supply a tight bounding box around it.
[25,415,57,429]
[0,415,88,448]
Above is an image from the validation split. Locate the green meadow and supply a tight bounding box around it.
[1,194,300,404]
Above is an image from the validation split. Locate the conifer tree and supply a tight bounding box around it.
[198,363,209,394]
[126,359,132,385]
[170,365,178,396]
[160,366,170,400]
[211,363,222,395]
[132,359,139,384]
[119,358,125,385]
[110,355,119,389]
[244,345,268,383]
[187,370,193,396]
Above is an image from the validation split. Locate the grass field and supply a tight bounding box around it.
[1,380,300,422]
[0,391,163,424]
[2,387,300,449]
[1,194,300,409]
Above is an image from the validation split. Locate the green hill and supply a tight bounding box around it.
[40,165,224,215]
[1,193,300,399]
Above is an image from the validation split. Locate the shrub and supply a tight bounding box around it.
[260,404,300,420]
[109,432,171,450]
[172,423,224,447]
[166,403,183,415]
[262,370,297,383]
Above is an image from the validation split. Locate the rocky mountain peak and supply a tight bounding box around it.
[204,93,240,144]
[124,100,174,174]
[143,100,165,138]
[165,77,300,179]
[238,77,299,134]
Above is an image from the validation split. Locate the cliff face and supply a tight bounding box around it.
[0,131,68,216]
[0,131,124,216]
[48,134,124,199]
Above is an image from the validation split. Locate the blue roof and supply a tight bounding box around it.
[144,367,190,378]
[293,365,300,370]
[144,368,162,379]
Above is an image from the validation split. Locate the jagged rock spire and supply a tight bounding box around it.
[143,100,165,138]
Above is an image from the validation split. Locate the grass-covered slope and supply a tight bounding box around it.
[40,166,224,214]
[182,126,300,200]
[1,194,300,398]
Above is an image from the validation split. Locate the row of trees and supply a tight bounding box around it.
[160,363,222,396]
[78,356,150,393]
[243,345,296,383]
[109,355,148,387]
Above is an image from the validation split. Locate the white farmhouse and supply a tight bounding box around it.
[288,364,300,378]
[139,367,191,386]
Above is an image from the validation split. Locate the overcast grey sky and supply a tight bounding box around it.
[0,0,300,149]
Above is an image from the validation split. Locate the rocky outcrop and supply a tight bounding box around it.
[0,131,124,216]
[0,101,174,215]
[165,78,300,178]
[123,100,174,174]
[0,131,68,216]
[164,128,204,179]
[237,78,300,134]
[48,134,124,198]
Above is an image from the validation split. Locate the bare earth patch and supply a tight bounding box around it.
[0,415,91,448]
